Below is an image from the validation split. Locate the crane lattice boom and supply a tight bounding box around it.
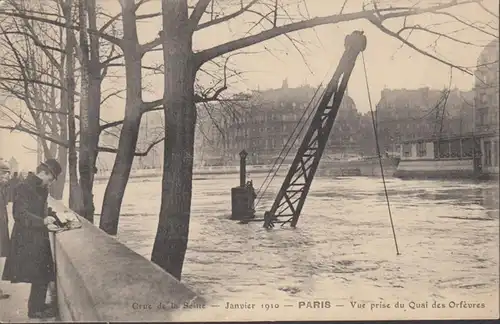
[263,31,367,229]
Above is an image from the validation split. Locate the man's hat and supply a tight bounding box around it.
[41,159,62,180]
[0,159,10,172]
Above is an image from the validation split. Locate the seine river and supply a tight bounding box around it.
[89,174,499,320]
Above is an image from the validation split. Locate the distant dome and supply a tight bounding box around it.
[477,39,499,66]
[475,39,499,87]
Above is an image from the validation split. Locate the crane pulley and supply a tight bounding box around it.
[259,30,367,229]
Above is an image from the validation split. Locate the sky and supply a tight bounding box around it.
[0,0,498,170]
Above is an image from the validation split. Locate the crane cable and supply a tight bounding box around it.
[361,52,400,256]
[254,84,323,207]
[254,57,342,208]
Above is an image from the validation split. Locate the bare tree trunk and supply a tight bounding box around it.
[77,0,100,221]
[68,81,82,214]
[49,69,66,199]
[51,144,67,199]
[151,0,196,280]
[59,0,83,212]
[99,0,143,235]
[86,0,101,212]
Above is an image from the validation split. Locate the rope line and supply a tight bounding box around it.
[254,84,323,207]
[253,93,313,199]
[254,57,344,207]
[361,52,400,256]
[254,60,340,207]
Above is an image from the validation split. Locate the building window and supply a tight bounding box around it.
[494,141,499,167]
[416,142,426,157]
[403,143,411,157]
[488,94,496,106]
[449,139,461,158]
[478,108,488,125]
[484,140,492,166]
[461,138,474,157]
[490,109,498,125]
[438,141,450,158]
[479,93,487,105]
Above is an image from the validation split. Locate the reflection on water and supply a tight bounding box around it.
[88,175,498,306]
[410,186,499,211]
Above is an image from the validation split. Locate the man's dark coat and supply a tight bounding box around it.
[0,184,10,257]
[2,173,55,284]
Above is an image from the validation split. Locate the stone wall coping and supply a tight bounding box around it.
[48,197,205,321]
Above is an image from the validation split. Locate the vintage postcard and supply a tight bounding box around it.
[0,0,498,322]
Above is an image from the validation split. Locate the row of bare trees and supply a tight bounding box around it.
[0,0,497,279]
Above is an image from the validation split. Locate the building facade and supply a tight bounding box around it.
[375,87,475,146]
[394,38,499,179]
[201,80,360,166]
[474,39,499,174]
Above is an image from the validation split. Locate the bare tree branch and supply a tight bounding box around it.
[140,31,162,54]
[430,11,498,39]
[99,119,124,131]
[189,0,212,30]
[477,2,499,19]
[100,88,125,105]
[0,9,123,47]
[194,0,482,65]
[0,30,65,53]
[0,77,70,92]
[0,123,67,146]
[98,136,164,156]
[196,0,260,31]
[99,0,151,33]
[136,12,162,20]
[141,98,163,113]
[368,16,472,75]
[1,117,163,157]
[396,25,484,47]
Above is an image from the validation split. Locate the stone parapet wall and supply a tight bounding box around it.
[48,197,204,321]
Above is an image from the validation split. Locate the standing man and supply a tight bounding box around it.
[7,171,20,202]
[0,159,11,300]
[2,159,62,319]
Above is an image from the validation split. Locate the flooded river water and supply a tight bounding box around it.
[89,175,499,320]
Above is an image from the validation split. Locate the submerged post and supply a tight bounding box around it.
[239,149,247,187]
[230,149,256,221]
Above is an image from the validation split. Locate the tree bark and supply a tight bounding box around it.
[151,0,196,280]
[50,144,67,200]
[87,0,101,208]
[49,66,66,200]
[99,0,143,235]
[60,0,84,212]
[77,0,100,221]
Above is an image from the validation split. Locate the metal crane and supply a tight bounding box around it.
[260,30,367,229]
